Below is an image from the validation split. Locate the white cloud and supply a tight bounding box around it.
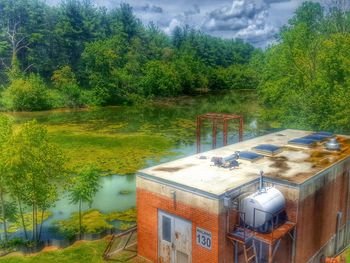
[201,0,278,46]
[45,0,311,47]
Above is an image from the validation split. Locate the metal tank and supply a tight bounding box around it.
[240,187,286,230]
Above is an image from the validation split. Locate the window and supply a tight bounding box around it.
[162,216,171,242]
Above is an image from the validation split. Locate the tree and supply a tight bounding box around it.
[68,166,100,240]
[109,3,142,41]
[5,120,67,243]
[52,65,83,108]
[142,61,181,97]
[173,51,208,94]
[259,1,350,132]
[0,115,13,243]
[2,74,51,111]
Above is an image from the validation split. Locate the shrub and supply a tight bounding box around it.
[52,66,84,108]
[54,210,113,240]
[141,61,181,97]
[2,74,51,111]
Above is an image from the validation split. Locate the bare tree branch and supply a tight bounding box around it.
[23,64,34,73]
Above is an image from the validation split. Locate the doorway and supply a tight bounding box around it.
[158,211,192,263]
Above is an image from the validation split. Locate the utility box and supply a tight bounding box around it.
[136,129,350,263]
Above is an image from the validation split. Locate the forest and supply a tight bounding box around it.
[0,0,257,110]
[0,1,349,132]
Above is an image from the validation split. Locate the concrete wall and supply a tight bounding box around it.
[295,159,350,263]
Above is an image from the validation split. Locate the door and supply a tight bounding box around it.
[158,211,192,263]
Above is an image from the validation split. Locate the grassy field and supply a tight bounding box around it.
[0,238,147,263]
[0,239,108,263]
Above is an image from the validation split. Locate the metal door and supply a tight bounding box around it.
[158,211,192,263]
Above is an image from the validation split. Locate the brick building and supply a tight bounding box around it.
[136,129,350,263]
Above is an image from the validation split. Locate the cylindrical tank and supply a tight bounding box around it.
[240,187,285,229]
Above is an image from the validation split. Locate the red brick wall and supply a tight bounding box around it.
[295,170,350,262]
[137,188,222,263]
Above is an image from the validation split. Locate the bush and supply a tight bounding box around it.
[54,210,113,240]
[2,74,51,111]
[142,61,181,97]
[52,66,85,108]
[209,65,258,90]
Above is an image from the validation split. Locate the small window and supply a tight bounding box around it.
[162,216,171,242]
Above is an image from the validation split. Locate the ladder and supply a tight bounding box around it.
[243,239,257,263]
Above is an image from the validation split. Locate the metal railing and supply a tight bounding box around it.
[252,207,286,242]
[102,226,137,261]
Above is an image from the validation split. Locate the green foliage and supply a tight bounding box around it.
[68,166,101,239]
[142,61,181,97]
[0,114,14,243]
[68,166,101,207]
[5,120,67,241]
[209,64,258,90]
[107,208,136,222]
[2,74,51,111]
[0,0,256,110]
[54,210,112,239]
[7,211,52,234]
[173,52,208,94]
[259,2,350,132]
[52,66,84,108]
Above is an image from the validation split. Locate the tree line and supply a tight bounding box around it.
[0,0,257,111]
[257,1,350,132]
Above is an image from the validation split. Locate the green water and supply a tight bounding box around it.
[6,90,270,239]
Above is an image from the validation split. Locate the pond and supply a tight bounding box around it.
[3,90,272,240]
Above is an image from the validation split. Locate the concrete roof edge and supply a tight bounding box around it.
[137,171,222,200]
[300,155,350,187]
[137,171,300,200]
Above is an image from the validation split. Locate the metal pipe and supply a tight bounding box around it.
[346,171,350,244]
[259,171,264,192]
[335,211,342,254]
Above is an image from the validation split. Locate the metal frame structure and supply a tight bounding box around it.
[103,226,137,261]
[227,208,296,263]
[196,113,244,153]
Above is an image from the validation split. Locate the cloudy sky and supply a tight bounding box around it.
[47,0,323,47]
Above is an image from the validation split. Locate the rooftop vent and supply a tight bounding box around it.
[211,154,240,169]
[252,144,282,155]
[325,138,340,151]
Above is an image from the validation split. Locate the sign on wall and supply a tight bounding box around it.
[196,227,212,250]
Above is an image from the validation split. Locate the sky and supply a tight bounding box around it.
[47,0,323,47]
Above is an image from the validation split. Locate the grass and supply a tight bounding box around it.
[346,247,350,262]
[0,238,108,263]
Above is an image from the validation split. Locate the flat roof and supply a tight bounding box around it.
[138,129,350,197]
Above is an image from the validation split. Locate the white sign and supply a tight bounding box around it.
[196,227,212,250]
